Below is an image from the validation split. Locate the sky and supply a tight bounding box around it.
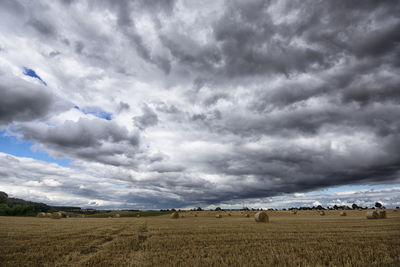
[1,0,400,209]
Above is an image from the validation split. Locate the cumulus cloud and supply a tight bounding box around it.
[0,0,399,208]
[0,71,57,126]
[13,118,140,166]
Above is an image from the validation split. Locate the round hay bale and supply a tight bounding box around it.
[319,211,325,216]
[228,213,232,216]
[51,212,62,219]
[245,214,250,218]
[36,212,46,218]
[46,213,52,217]
[114,214,120,218]
[254,211,269,223]
[366,210,378,219]
[216,214,222,218]
[340,211,347,216]
[170,212,179,219]
[377,210,386,219]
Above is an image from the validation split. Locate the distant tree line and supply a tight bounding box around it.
[0,191,54,216]
[52,206,82,212]
[1,191,396,215]
[170,202,392,212]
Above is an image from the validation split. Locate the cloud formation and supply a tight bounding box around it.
[133,104,159,130]
[0,71,55,126]
[0,0,399,208]
[14,118,140,166]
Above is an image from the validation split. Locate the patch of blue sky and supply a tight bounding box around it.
[74,105,112,120]
[0,131,70,167]
[23,67,47,86]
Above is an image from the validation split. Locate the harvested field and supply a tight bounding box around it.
[1,210,399,266]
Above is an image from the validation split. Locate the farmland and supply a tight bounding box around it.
[1,210,399,266]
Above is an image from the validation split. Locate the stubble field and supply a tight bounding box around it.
[1,210,399,266]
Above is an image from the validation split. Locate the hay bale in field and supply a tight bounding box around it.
[228,213,232,216]
[319,211,325,216]
[46,213,52,217]
[51,212,62,219]
[114,214,120,218]
[194,214,198,217]
[340,211,347,216]
[37,212,46,218]
[366,210,378,219]
[245,214,250,217]
[377,210,386,219]
[254,211,269,223]
[171,212,179,219]
[292,210,297,214]
[216,214,222,218]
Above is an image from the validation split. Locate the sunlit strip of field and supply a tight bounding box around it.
[1,210,399,266]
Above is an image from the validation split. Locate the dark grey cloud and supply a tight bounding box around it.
[158,0,399,80]
[49,51,61,57]
[117,101,130,113]
[0,0,25,17]
[94,0,175,74]
[74,41,84,54]
[133,104,159,130]
[0,72,55,126]
[13,118,140,166]
[147,162,184,173]
[27,17,56,37]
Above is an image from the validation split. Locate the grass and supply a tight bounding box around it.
[85,210,174,218]
[1,210,399,266]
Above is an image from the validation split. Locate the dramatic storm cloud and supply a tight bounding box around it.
[0,0,399,208]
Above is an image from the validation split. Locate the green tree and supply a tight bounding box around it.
[0,203,9,216]
[0,191,8,204]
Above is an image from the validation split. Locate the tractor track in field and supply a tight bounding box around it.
[55,222,150,266]
[55,225,126,266]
